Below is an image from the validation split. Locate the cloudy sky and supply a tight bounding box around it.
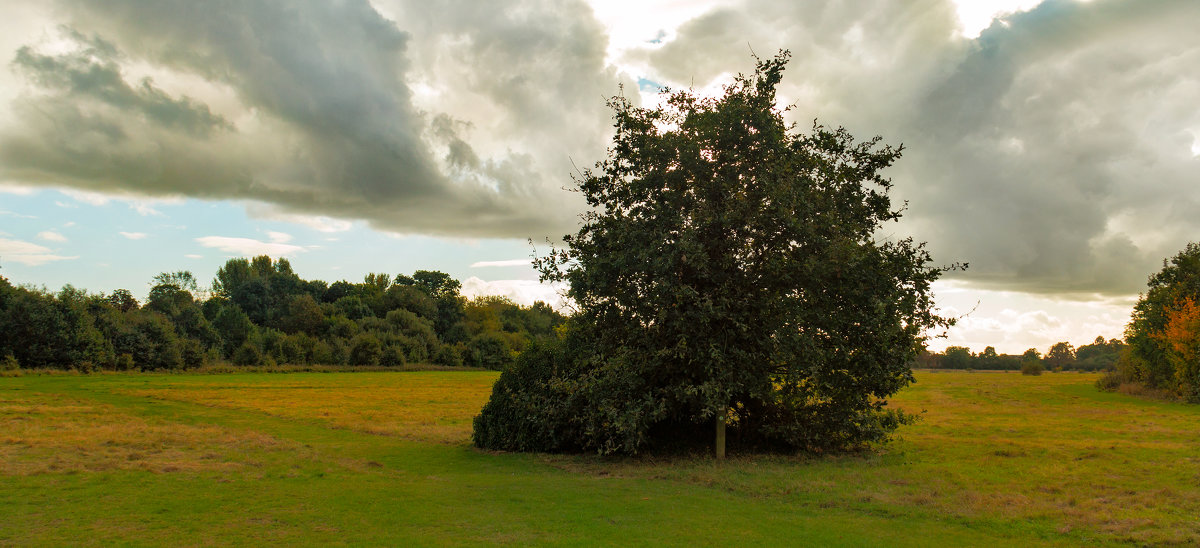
[0,0,1196,354]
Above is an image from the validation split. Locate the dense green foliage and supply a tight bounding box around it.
[0,258,563,371]
[916,337,1124,372]
[1110,242,1200,401]
[475,54,955,455]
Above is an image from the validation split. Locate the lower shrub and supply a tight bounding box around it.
[1095,370,1123,391]
[232,342,262,366]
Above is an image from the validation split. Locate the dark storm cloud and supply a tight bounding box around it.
[12,30,230,137]
[0,0,624,238]
[638,0,1200,296]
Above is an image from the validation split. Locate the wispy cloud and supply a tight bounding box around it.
[119,231,147,240]
[470,259,532,268]
[246,205,355,233]
[0,238,77,266]
[61,189,111,206]
[131,202,164,216]
[195,235,305,257]
[0,210,37,219]
[0,183,37,195]
[37,230,67,242]
[185,254,203,259]
[265,231,293,243]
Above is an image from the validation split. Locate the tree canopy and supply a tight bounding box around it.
[473,53,958,456]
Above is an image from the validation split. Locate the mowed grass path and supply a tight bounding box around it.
[2,371,1197,546]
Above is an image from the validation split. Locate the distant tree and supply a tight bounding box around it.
[466,332,511,370]
[409,270,467,342]
[1076,336,1123,371]
[978,346,1000,369]
[412,270,461,299]
[212,258,256,298]
[1045,342,1076,370]
[133,312,184,370]
[382,284,438,320]
[213,306,255,357]
[153,271,199,295]
[231,278,270,324]
[363,272,391,292]
[943,346,973,369]
[279,294,325,335]
[913,349,940,369]
[146,273,195,317]
[334,296,373,320]
[348,333,382,366]
[107,289,140,312]
[1020,348,1043,376]
[323,280,356,304]
[232,342,261,366]
[474,53,957,456]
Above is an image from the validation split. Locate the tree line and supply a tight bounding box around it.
[0,255,564,372]
[915,337,1125,374]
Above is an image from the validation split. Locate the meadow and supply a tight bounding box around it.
[2,370,1197,546]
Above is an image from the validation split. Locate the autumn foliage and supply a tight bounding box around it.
[1157,297,1200,400]
[1117,242,1200,402]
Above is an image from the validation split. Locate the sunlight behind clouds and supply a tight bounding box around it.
[950,0,1044,37]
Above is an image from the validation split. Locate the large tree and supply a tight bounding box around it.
[474,53,957,456]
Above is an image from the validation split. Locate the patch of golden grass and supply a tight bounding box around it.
[124,372,499,445]
[0,388,295,476]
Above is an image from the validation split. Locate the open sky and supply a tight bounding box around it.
[1,0,1196,354]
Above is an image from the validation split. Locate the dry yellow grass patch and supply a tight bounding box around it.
[124,372,498,444]
[0,388,294,476]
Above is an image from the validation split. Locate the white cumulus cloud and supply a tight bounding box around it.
[37,230,66,242]
[0,237,77,266]
[195,235,305,257]
[461,276,570,311]
[266,231,293,244]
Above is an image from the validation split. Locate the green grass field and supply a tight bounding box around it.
[2,370,1197,546]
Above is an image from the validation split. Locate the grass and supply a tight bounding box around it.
[1,370,1197,546]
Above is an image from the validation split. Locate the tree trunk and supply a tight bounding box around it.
[715,412,726,460]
